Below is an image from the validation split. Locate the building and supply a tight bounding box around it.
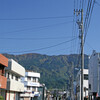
[0,54,8,99]
[89,50,100,99]
[5,59,25,100]
[20,71,41,100]
[76,69,88,100]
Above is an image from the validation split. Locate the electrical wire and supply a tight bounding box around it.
[0,36,75,40]
[2,37,78,54]
[0,15,73,20]
[84,0,95,43]
[0,21,73,34]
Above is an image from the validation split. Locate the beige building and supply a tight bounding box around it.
[5,59,25,100]
[20,71,41,100]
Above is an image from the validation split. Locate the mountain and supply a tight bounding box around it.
[3,53,89,89]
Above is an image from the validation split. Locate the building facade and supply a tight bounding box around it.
[0,54,8,99]
[76,69,88,100]
[89,50,100,99]
[5,59,25,100]
[20,71,41,100]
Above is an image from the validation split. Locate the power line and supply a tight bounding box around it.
[2,37,78,54]
[0,36,75,40]
[84,0,95,43]
[0,15,73,20]
[1,21,73,34]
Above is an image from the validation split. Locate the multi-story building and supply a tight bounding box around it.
[20,71,41,100]
[5,59,25,100]
[76,69,88,100]
[0,54,8,99]
[89,50,100,99]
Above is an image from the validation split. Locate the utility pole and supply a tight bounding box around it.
[75,9,84,100]
[81,9,84,100]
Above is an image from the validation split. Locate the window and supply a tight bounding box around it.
[33,78,36,82]
[15,76,18,81]
[84,74,88,80]
[27,77,31,81]
[12,74,14,79]
[32,87,36,91]
[89,84,91,90]
[27,86,30,90]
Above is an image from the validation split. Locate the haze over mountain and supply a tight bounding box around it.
[3,53,88,89]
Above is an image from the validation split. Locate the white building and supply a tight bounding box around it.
[5,59,25,100]
[20,71,41,100]
[76,69,88,100]
[89,50,100,99]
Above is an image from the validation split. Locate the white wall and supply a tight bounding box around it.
[89,52,98,93]
[76,69,88,100]
[25,72,40,78]
[89,51,100,97]
[7,78,24,92]
[5,59,25,77]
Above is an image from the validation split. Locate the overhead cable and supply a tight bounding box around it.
[0,15,73,20]
[1,21,73,34]
[2,37,78,54]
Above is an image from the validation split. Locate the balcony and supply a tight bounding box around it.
[7,79,24,92]
[5,59,25,77]
[0,75,7,89]
[20,92,40,97]
[24,81,40,87]
[34,92,40,97]
[20,93,35,97]
[25,72,40,78]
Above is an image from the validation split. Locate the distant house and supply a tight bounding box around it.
[5,59,25,100]
[76,69,88,100]
[0,54,8,99]
[20,71,41,100]
[89,50,100,99]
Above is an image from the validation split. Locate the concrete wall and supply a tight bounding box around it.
[25,72,40,78]
[7,79,24,92]
[89,51,98,93]
[5,59,25,77]
[76,69,88,100]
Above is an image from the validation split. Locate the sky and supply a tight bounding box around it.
[0,0,100,55]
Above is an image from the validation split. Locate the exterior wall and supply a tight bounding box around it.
[0,75,7,89]
[5,59,25,100]
[0,54,8,67]
[89,52,98,93]
[0,54,8,89]
[5,59,25,77]
[89,51,100,97]
[0,54,8,99]
[6,91,19,100]
[20,71,41,99]
[76,69,88,100]
[24,81,40,87]
[7,79,24,92]
[25,72,40,78]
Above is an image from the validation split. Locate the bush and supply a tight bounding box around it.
[0,96,4,100]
